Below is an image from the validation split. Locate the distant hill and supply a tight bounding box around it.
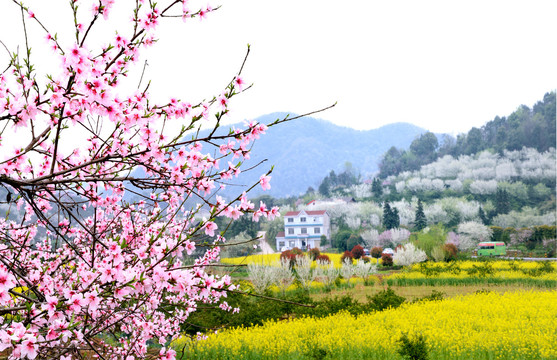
[216,113,427,198]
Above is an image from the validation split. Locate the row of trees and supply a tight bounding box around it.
[318,166,360,197]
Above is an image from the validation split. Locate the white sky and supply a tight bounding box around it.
[1,0,556,135]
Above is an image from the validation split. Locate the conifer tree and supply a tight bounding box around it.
[495,189,511,215]
[383,202,400,230]
[478,206,489,225]
[392,208,400,228]
[372,178,383,197]
[414,199,427,231]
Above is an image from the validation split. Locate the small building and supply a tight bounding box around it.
[275,210,330,251]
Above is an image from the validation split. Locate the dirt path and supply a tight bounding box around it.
[257,231,275,254]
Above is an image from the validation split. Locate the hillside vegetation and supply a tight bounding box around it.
[379,91,555,178]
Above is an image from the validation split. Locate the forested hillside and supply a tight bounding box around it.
[379,92,556,178]
[202,92,556,260]
[294,92,557,257]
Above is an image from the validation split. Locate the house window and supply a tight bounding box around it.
[301,228,307,234]
[279,241,285,247]
[288,218,294,223]
[300,217,306,222]
[288,228,294,235]
[314,227,320,234]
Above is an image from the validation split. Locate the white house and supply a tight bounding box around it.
[275,210,330,251]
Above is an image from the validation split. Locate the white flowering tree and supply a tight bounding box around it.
[456,221,494,251]
[295,255,313,290]
[361,229,380,248]
[392,243,427,266]
[313,259,338,288]
[390,228,411,245]
[353,259,377,280]
[469,180,498,195]
[341,258,355,280]
[247,263,276,294]
[274,259,296,294]
[425,203,449,225]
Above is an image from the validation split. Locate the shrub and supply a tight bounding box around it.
[351,244,365,259]
[308,247,321,260]
[397,333,429,360]
[315,254,331,263]
[340,250,354,264]
[411,290,445,303]
[371,246,383,259]
[381,253,393,267]
[320,234,328,247]
[367,287,406,311]
[291,247,304,256]
[361,256,372,263]
[280,248,304,267]
[413,224,446,257]
[430,246,445,262]
[312,295,365,317]
[442,243,458,261]
[466,262,494,277]
[305,346,328,360]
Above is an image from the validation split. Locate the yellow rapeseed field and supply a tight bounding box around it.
[407,260,557,271]
[174,290,557,359]
[220,253,379,268]
[221,253,281,265]
[385,260,557,287]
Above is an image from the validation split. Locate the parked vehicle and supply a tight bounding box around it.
[382,248,395,256]
[477,242,506,257]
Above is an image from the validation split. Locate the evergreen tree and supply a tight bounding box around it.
[371,178,383,197]
[495,189,511,215]
[318,177,330,197]
[383,202,392,229]
[383,202,400,230]
[392,208,400,229]
[414,199,427,231]
[478,206,489,225]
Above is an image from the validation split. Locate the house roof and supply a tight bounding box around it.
[276,231,285,238]
[284,210,327,216]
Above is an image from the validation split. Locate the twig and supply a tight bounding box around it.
[229,289,315,308]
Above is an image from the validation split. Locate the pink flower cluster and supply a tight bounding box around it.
[0,1,280,359]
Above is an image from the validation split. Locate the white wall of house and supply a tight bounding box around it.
[278,210,330,250]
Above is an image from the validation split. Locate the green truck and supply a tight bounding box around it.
[476,242,506,257]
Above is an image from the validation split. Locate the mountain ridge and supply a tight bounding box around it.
[216,113,428,198]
